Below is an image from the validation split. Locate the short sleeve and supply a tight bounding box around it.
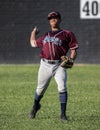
[68,32,79,50]
[35,36,44,47]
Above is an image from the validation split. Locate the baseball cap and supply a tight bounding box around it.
[47,11,61,20]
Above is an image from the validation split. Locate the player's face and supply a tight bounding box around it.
[49,18,61,29]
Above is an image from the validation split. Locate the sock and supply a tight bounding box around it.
[61,103,66,115]
[33,92,43,107]
[35,92,43,101]
[59,92,68,115]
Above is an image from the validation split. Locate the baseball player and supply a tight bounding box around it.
[29,11,79,121]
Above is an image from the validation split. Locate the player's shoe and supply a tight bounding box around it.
[29,103,41,119]
[60,114,68,121]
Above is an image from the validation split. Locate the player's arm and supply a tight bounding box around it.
[70,49,77,60]
[68,31,78,60]
[30,27,39,47]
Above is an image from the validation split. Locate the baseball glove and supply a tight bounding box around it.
[61,56,74,69]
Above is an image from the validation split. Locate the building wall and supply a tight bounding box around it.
[0,0,100,64]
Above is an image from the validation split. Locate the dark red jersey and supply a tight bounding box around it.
[35,30,78,60]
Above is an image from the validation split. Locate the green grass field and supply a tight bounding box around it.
[0,64,100,130]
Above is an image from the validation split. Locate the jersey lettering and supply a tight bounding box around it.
[43,36,62,46]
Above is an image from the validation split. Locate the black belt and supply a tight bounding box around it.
[42,59,61,64]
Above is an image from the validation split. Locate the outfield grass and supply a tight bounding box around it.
[0,64,100,130]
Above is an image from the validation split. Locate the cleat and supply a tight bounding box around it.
[29,104,41,119]
[60,114,68,121]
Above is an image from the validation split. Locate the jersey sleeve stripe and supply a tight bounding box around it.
[70,44,79,50]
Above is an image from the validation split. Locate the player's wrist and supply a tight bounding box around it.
[31,31,36,34]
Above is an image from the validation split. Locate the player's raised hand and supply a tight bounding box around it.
[32,26,39,35]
